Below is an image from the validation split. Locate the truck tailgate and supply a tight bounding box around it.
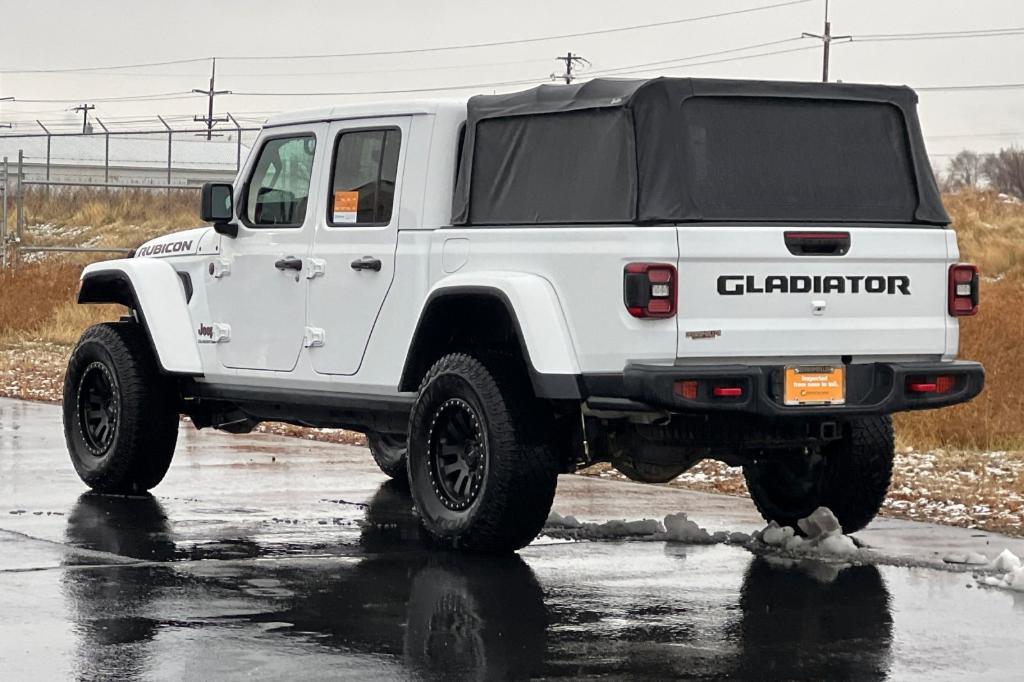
[676,226,952,359]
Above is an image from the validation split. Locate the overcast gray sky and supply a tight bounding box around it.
[1,0,1023,161]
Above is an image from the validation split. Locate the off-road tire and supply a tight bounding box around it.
[407,353,558,554]
[744,416,894,534]
[63,322,179,493]
[367,432,408,481]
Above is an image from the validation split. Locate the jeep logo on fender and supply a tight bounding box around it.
[197,324,213,339]
[717,275,911,296]
[135,240,194,258]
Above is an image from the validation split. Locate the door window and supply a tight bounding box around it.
[328,129,401,226]
[245,135,317,227]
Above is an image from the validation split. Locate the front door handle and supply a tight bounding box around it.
[274,257,303,272]
[350,256,382,272]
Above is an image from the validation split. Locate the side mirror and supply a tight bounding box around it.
[200,183,238,237]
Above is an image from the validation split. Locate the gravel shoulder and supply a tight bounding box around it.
[4,342,1021,537]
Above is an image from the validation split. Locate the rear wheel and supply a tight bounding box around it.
[63,322,179,493]
[367,432,408,481]
[743,416,894,534]
[407,353,558,553]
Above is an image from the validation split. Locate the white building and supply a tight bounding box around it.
[0,134,249,186]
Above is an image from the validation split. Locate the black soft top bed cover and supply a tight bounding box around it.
[452,77,948,226]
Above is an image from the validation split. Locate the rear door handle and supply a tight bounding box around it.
[350,256,382,272]
[274,257,303,271]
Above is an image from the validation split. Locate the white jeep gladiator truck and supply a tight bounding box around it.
[64,77,984,553]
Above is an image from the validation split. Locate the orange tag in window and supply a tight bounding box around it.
[333,191,358,223]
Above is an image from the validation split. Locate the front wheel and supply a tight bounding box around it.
[743,416,894,534]
[63,322,179,493]
[407,353,558,553]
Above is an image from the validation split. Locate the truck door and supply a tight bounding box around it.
[306,116,410,375]
[205,124,326,372]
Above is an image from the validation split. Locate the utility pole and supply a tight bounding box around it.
[802,0,851,82]
[193,57,231,140]
[72,103,95,133]
[552,52,590,84]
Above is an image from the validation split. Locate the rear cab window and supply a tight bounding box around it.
[328,129,401,226]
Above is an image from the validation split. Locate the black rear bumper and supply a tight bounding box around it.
[596,360,985,417]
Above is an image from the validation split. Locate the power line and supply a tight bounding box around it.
[592,43,822,78]
[229,77,547,97]
[219,0,815,62]
[0,0,814,76]
[856,27,1024,41]
[0,57,211,75]
[587,37,806,76]
[13,91,202,104]
[917,83,1024,92]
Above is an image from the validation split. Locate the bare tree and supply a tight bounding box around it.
[982,147,1024,198]
[946,150,983,190]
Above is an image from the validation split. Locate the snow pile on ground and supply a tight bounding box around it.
[942,552,988,566]
[979,548,1024,592]
[544,511,750,545]
[754,507,858,558]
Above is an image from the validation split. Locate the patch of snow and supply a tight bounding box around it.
[754,507,860,558]
[545,512,666,539]
[992,548,1022,572]
[975,549,1024,592]
[761,522,794,547]
[543,511,750,546]
[943,552,989,566]
[662,512,714,543]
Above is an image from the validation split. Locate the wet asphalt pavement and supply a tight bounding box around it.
[1,397,1023,680]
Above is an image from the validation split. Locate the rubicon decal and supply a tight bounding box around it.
[717,275,911,296]
[136,240,194,258]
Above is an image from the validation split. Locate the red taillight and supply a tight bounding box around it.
[675,380,699,400]
[907,375,956,395]
[713,386,743,398]
[948,264,979,316]
[624,263,677,319]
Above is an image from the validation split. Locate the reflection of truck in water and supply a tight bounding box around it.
[61,483,894,679]
[64,77,983,553]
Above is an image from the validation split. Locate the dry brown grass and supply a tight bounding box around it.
[943,190,1024,276]
[894,191,1024,451]
[4,187,201,250]
[0,260,121,346]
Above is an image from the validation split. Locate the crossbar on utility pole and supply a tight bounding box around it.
[553,52,590,84]
[193,58,231,140]
[802,0,851,82]
[73,103,95,134]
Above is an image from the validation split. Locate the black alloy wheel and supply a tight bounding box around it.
[77,361,120,455]
[427,398,487,511]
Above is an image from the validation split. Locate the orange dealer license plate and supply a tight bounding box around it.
[783,366,845,406]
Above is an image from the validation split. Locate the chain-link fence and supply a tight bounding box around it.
[0,122,261,268]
